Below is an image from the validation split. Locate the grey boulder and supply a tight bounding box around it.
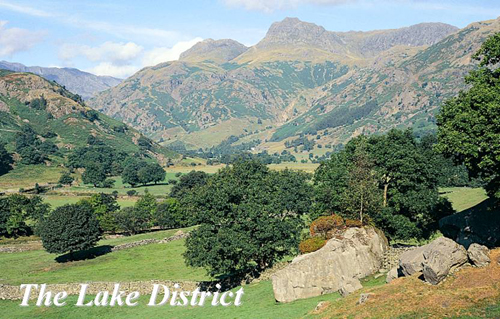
[422,237,468,285]
[467,243,490,267]
[386,266,399,283]
[399,245,426,276]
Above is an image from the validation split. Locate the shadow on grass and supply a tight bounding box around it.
[439,198,500,248]
[55,245,113,263]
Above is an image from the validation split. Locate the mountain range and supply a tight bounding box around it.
[85,17,500,152]
[0,61,121,100]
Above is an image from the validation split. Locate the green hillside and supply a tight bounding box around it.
[0,70,177,161]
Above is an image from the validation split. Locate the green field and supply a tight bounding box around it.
[0,229,205,285]
[440,187,488,212]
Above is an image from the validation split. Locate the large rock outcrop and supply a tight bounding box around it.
[397,237,468,285]
[272,227,388,303]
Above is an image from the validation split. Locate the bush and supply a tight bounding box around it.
[101,178,115,188]
[114,207,149,234]
[345,219,363,227]
[126,190,137,197]
[309,214,344,238]
[299,237,327,254]
[38,202,102,256]
[154,198,184,229]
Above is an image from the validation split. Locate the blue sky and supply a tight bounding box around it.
[1,0,499,78]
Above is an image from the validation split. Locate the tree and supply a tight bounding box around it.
[0,143,13,176]
[313,152,349,219]
[184,160,312,277]
[38,202,102,257]
[83,193,120,232]
[115,207,149,234]
[366,129,451,239]
[15,125,46,165]
[341,142,381,224]
[170,170,208,198]
[58,172,74,186]
[437,33,500,201]
[0,195,49,237]
[149,163,166,184]
[0,194,49,237]
[154,198,184,229]
[134,191,157,226]
[122,158,145,187]
[314,129,452,240]
[82,163,106,187]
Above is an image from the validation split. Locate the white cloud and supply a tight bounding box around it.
[59,42,144,64]
[0,20,44,56]
[142,38,203,67]
[222,0,352,13]
[87,62,140,79]
[68,38,203,78]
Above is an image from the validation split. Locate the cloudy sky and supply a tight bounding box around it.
[1,0,499,78]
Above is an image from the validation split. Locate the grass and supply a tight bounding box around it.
[0,165,64,190]
[0,237,207,285]
[41,195,137,209]
[67,175,175,196]
[440,187,488,212]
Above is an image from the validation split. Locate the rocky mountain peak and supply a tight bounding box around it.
[179,38,248,63]
[258,17,342,51]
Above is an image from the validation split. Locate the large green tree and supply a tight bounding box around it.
[184,160,312,277]
[314,129,452,240]
[82,163,106,187]
[39,202,102,257]
[437,33,500,201]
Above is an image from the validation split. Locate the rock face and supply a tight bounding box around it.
[397,237,468,285]
[399,245,427,276]
[468,244,490,267]
[272,227,388,303]
[422,237,468,285]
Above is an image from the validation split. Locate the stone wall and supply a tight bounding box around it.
[381,246,417,271]
[0,232,190,254]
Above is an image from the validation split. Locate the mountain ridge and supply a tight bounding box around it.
[88,16,498,152]
[0,61,122,100]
